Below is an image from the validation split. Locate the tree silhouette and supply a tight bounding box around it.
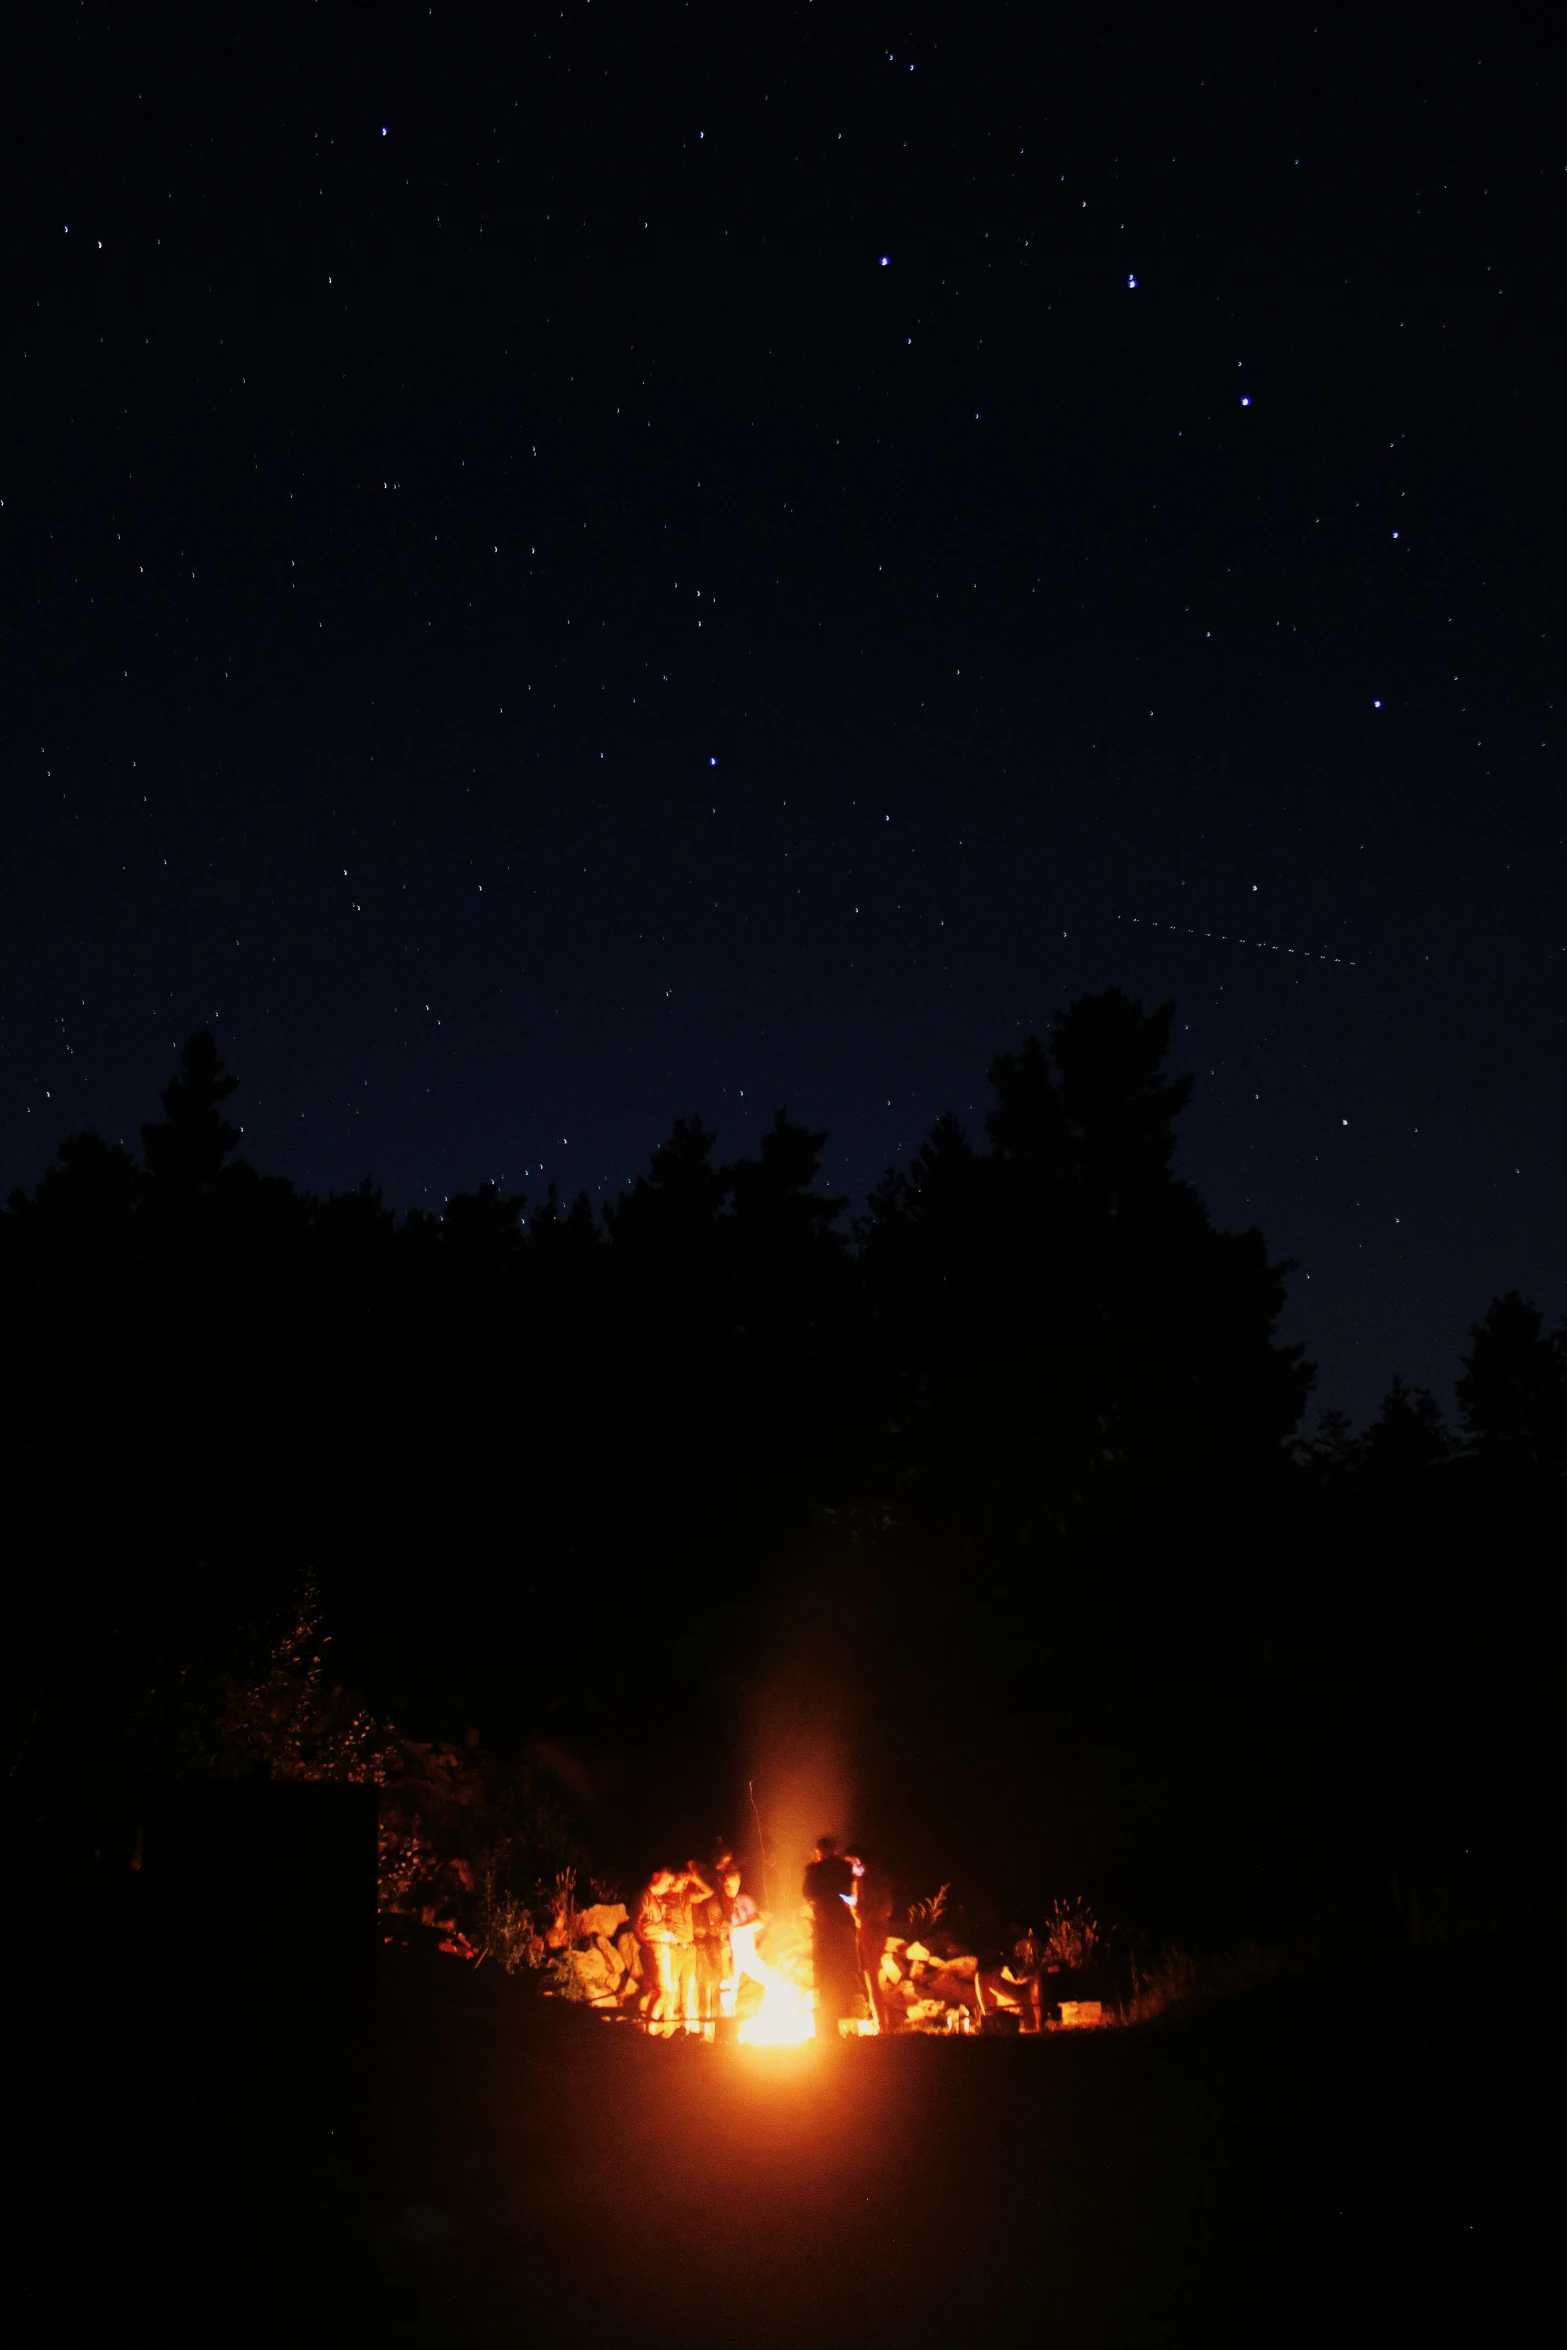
[604,1118,725,1464]
[607,1117,725,1262]
[4,1132,144,1292]
[527,1184,601,1275]
[141,1030,241,1190]
[861,989,1309,1529]
[1300,1405,1362,1484]
[1026,988,1193,1185]
[984,1033,1068,1167]
[1457,1291,1567,1469]
[440,1182,529,1275]
[723,1110,849,1470]
[856,1111,983,1360]
[1362,1375,1452,1480]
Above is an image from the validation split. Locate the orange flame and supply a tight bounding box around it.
[736,1973,816,2047]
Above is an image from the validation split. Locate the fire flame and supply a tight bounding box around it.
[736,1974,816,2047]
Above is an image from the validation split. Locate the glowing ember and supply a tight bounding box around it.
[736,1974,816,2046]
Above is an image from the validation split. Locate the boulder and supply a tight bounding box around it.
[576,1902,629,1942]
[550,1944,623,2004]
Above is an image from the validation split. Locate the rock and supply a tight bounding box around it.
[550,1945,623,2002]
[576,1902,629,1941]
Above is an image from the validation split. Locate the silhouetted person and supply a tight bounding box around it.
[803,1835,859,2035]
[853,1851,895,2031]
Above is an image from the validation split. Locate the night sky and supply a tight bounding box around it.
[4,2,1562,1421]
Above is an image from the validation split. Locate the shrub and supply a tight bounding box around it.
[1041,1895,1101,1971]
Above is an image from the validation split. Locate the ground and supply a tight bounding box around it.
[8,1904,1557,2346]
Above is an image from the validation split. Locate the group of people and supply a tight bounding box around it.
[633,1852,769,2034]
[632,1834,893,2037]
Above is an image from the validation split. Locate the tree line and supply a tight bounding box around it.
[3,990,1562,1939]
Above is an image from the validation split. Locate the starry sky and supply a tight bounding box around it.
[3,1,1562,1420]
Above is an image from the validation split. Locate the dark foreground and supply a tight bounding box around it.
[8,1909,1557,2347]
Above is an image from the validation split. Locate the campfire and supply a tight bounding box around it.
[539,1874,1104,2038]
[736,1974,816,2047]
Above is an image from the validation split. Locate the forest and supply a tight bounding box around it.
[4,990,1562,1962]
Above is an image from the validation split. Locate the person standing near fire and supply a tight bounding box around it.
[635,1867,684,2034]
[637,1862,716,2032]
[668,1860,715,2029]
[688,1858,728,2031]
[803,1834,860,2035]
[852,1850,895,2032]
[719,1863,770,2015]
